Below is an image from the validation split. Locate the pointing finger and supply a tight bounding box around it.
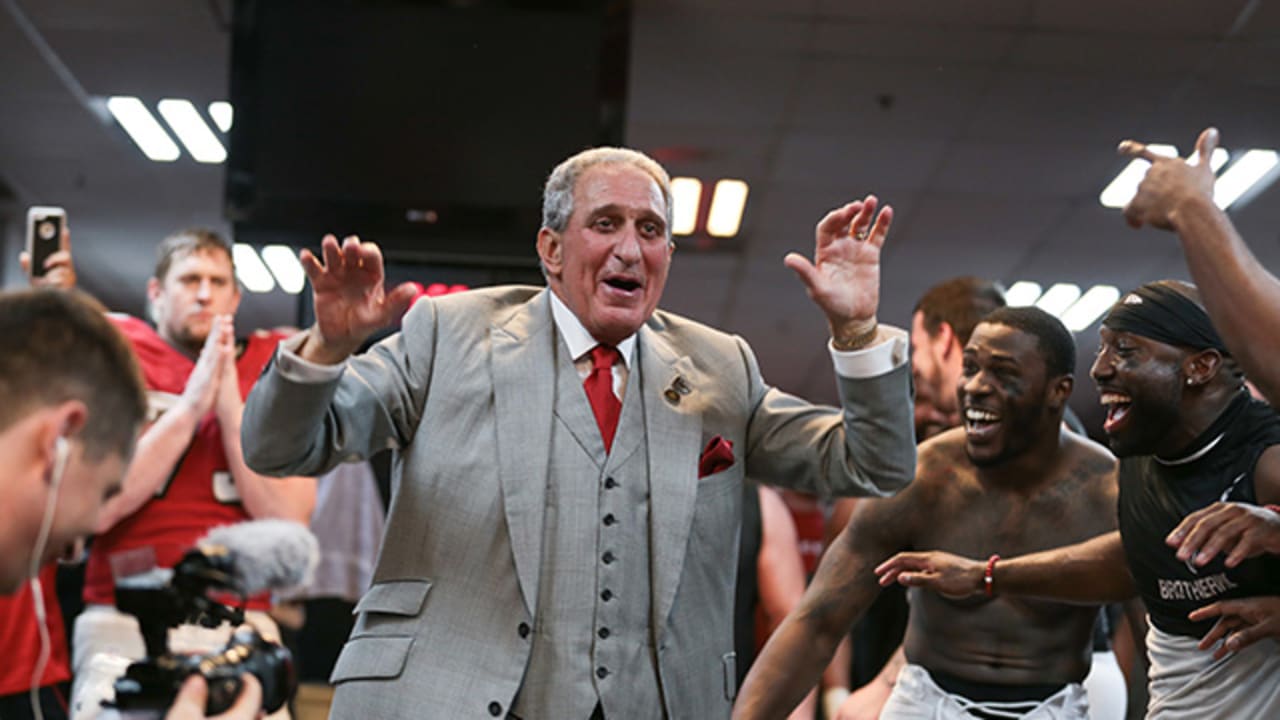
[1117,139,1160,162]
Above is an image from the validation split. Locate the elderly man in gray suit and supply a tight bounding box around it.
[241,147,916,719]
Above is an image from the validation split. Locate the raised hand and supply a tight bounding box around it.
[1167,501,1280,569]
[784,195,892,350]
[299,234,419,364]
[1118,127,1219,231]
[874,550,984,599]
[1189,595,1280,660]
[21,222,77,289]
[181,314,232,419]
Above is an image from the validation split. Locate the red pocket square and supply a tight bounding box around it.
[698,436,735,478]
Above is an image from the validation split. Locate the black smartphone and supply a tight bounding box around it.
[25,206,65,278]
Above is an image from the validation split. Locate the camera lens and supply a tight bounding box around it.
[38,220,57,241]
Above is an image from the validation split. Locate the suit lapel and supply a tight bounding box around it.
[639,326,702,638]
[492,290,556,618]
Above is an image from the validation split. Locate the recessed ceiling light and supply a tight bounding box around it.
[106,96,180,162]
[1034,283,1082,317]
[670,177,701,236]
[706,179,748,238]
[232,244,275,293]
[1061,285,1121,331]
[157,99,226,163]
[1214,149,1280,210]
[1004,281,1042,307]
[261,245,306,294]
[208,101,233,133]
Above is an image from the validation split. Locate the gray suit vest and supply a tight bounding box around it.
[510,337,663,719]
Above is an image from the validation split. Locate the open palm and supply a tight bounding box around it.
[302,234,418,359]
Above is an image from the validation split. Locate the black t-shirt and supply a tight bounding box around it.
[1119,392,1280,638]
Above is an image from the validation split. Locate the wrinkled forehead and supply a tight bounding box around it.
[572,164,668,217]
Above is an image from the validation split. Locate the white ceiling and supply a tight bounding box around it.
[3,0,1279,434]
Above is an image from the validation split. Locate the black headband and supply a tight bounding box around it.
[1102,282,1228,353]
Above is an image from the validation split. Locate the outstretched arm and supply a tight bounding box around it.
[876,531,1137,605]
[735,486,916,719]
[1120,127,1280,404]
[755,486,818,720]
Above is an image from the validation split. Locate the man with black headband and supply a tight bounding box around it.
[1120,127,1280,407]
[878,280,1280,718]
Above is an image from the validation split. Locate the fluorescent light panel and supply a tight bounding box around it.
[157,99,226,163]
[208,101,233,132]
[1099,144,1178,209]
[1004,281,1042,307]
[706,179,748,238]
[261,245,306,294]
[232,244,275,293]
[106,96,180,162]
[1035,283,1082,317]
[1214,149,1280,210]
[1061,285,1121,331]
[670,177,701,236]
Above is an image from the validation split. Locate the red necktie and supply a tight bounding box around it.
[585,344,622,452]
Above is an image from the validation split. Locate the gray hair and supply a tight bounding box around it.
[541,147,673,236]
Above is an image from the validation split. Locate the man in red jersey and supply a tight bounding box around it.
[69,229,315,720]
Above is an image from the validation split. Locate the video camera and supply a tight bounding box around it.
[107,521,316,717]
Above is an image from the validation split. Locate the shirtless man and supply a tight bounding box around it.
[734,306,1117,719]
[878,281,1280,718]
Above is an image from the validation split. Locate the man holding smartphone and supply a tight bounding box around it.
[0,287,263,720]
[0,215,84,720]
[20,206,76,289]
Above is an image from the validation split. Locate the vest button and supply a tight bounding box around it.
[488,701,502,716]
[597,627,610,639]
[602,551,615,564]
[518,622,531,638]
[601,589,613,601]
[596,666,609,679]
[603,513,616,526]
[604,477,618,489]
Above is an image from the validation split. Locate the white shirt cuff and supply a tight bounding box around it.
[830,325,908,378]
[275,333,347,384]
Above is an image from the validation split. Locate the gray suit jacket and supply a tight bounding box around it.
[242,286,914,719]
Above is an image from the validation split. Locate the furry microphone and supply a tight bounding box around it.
[194,519,320,594]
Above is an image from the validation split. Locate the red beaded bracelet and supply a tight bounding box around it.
[984,554,1000,598]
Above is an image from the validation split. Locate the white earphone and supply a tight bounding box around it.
[28,434,71,720]
[50,435,70,491]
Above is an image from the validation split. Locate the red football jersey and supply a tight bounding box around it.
[0,564,70,695]
[83,316,284,610]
